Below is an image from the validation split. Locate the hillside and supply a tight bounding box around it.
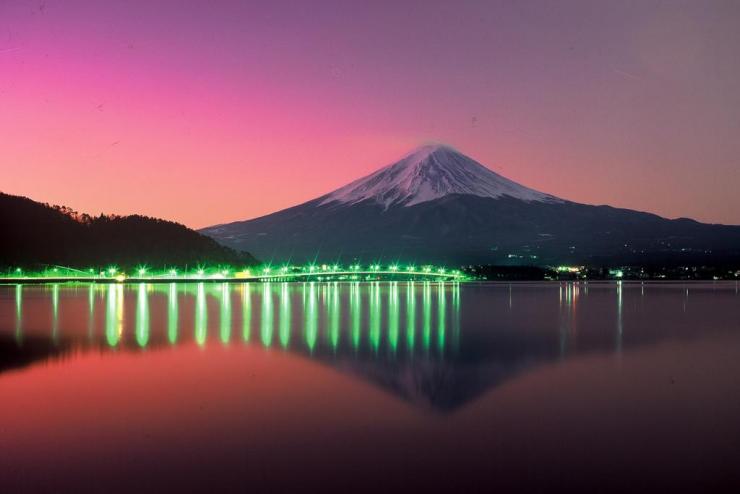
[0,192,258,269]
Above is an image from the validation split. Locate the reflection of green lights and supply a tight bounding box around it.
[51,284,59,345]
[350,282,361,351]
[261,283,273,347]
[437,283,446,353]
[220,283,231,344]
[106,284,122,347]
[388,282,399,354]
[329,283,340,352]
[423,282,431,352]
[168,283,178,344]
[241,284,251,342]
[136,283,150,347]
[305,282,318,352]
[452,283,461,352]
[406,282,416,353]
[12,279,463,359]
[15,284,23,346]
[195,283,208,346]
[279,283,291,348]
[87,284,95,340]
[369,282,381,352]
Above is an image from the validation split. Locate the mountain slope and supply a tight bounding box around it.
[320,144,560,208]
[201,146,740,265]
[0,192,258,268]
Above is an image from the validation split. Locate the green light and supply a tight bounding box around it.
[105,284,123,347]
[220,283,231,344]
[423,282,431,352]
[388,282,399,354]
[452,282,461,351]
[51,284,59,345]
[279,283,291,348]
[241,284,251,342]
[406,282,416,353]
[260,283,273,347]
[168,283,178,344]
[369,282,380,352]
[136,283,150,348]
[437,283,446,353]
[0,259,469,283]
[350,282,361,351]
[15,284,23,346]
[329,283,340,352]
[195,283,208,346]
[305,282,318,352]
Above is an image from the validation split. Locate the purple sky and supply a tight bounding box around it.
[1,0,739,227]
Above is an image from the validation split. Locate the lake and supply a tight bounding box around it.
[1,281,739,492]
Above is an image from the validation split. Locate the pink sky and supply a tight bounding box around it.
[1,0,739,228]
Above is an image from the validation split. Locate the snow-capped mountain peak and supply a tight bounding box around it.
[319,144,561,208]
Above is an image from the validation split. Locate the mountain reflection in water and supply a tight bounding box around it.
[2,281,739,412]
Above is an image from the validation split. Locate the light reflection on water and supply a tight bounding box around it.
[7,281,461,356]
[2,281,740,492]
[2,280,740,414]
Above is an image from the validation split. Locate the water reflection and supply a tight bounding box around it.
[15,284,22,346]
[220,284,231,345]
[279,283,290,348]
[168,283,178,344]
[3,281,739,412]
[195,283,207,346]
[136,283,149,347]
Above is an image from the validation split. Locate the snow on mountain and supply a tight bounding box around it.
[319,144,561,208]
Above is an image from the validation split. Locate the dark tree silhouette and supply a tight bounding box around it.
[0,192,258,269]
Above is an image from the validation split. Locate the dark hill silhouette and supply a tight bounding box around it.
[0,192,258,269]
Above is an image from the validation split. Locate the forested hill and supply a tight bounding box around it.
[0,192,258,269]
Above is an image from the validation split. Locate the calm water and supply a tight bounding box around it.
[1,281,740,492]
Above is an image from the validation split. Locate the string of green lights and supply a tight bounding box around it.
[1,263,469,283]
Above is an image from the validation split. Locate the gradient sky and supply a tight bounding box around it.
[1,0,739,228]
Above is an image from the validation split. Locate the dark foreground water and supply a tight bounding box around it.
[1,281,739,493]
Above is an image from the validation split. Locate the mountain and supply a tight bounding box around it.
[0,192,258,269]
[320,144,560,208]
[201,145,740,266]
